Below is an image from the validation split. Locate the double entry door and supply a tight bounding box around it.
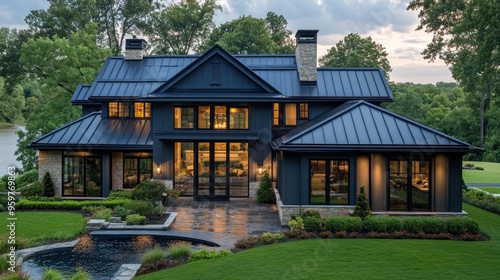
[197,142,228,200]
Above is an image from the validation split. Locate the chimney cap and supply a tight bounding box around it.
[125,36,147,50]
[295,30,319,44]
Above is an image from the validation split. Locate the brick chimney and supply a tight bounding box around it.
[124,35,148,60]
[295,30,319,85]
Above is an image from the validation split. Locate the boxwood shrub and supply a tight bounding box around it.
[446,217,476,234]
[346,217,363,232]
[387,218,404,232]
[403,217,424,233]
[422,218,447,234]
[363,217,388,232]
[130,200,155,218]
[324,217,348,232]
[126,214,147,225]
[304,216,321,232]
[17,199,132,210]
[464,218,479,234]
[131,180,165,202]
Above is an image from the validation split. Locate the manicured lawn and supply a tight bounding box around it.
[463,161,500,184]
[136,203,500,280]
[0,212,85,239]
[476,187,500,194]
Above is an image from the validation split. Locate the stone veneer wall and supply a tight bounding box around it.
[124,49,147,60]
[111,152,123,190]
[372,211,468,219]
[295,42,317,83]
[38,151,62,196]
[249,182,259,199]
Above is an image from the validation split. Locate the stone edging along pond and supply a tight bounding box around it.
[87,212,177,231]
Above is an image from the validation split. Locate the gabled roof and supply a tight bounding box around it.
[71,84,92,104]
[272,100,476,153]
[151,45,280,95]
[28,112,152,150]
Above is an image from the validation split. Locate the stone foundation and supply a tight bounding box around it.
[38,151,62,196]
[111,152,123,190]
[372,211,468,219]
[249,182,259,199]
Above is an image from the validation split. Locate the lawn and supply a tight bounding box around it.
[463,161,500,184]
[136,203,500,280]
[0,212,85,239]
[476,187,500,194]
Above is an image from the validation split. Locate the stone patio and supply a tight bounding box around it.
[166,197,283,237]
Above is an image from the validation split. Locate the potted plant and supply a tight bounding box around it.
[165,188,182,206]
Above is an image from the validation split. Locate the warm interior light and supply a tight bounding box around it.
[230,108,238,113]
[156,166,161,175]
[258,168,263,175]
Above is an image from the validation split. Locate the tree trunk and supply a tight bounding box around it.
[479,84,485,147]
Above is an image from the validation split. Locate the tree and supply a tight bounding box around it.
[42,171,55,197]
[353,186,371,219]
[0,78,25,124]
[25,0,157,55]
[319,33,392,79]
[198,12,294,54]
[408,0,500,147]
[0,28,33,90]
[257,170,274,203]
[140,0,221,55]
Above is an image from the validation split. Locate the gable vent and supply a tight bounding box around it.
[211,63,221,85]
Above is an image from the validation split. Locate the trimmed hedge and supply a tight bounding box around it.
[403,217,425,233]
[304,217,321,232]
[422,218,447,234]
[17,199,132,210]
[463,188,500,215]
[363,217,389,232]
[387,218,404,232]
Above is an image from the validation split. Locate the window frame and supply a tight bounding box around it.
[386,157,432,211]
[122,153,153,189]
[309,158,350,205]
[62,152,102,197]
[133,102,151,118]
[174,106,195,130]
[299,103,309,119]
[177,105,250,130]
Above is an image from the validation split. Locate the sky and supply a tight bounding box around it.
[1,0,455,84]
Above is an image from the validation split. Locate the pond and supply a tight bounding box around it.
[21,234,210,280]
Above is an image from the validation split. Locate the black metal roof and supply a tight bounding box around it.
[71,46,393,103]
[28,112,152,150]
[272,100,477,153]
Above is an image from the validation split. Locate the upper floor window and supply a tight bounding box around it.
[285,103,297,126]
[134,102,151,118]
[109,102,129,117]
[175,105,249,130]
[273,103,281,126]
[299,103,309,119]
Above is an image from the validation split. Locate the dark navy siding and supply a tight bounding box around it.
[448,154,463,212]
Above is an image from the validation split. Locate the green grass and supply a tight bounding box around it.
[463,161,500,184]
[476,187,500,194]
[0,212,85,239]
[136,203,500,280]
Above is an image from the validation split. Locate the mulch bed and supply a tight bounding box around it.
[136,256,189,276]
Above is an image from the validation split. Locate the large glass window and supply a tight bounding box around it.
[119,102,130,117]
[310,159,349,205]
[63,152,102,197]
[214,106,226,129]
[198,106,211,129]
[229,143,249,196]
[389,160,430,211]
[175,107,194,129]
[134,102,151,118]
[285,103,297,125]
[273,103,281,126]
[174,142,194,196]
[109,102,118,117]
[123,153,152,189]
[229,108,248,129]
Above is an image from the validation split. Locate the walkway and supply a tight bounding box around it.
[166,197,283,237]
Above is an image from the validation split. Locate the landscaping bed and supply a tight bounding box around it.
[463,187,500,215]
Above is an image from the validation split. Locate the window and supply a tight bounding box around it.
[285,103,297,125]
[310,159,349,205]
[123,153,153,189]
[273,103,281,126]
[389,160,430,211]
[174,142,194,196]
[119,102,130,117]
[109,102,118,117]
[229,107,248,129]
[299,103,309,119]
[175,107,194,129]
[63,152,102,197]
[198,106,211,129]
[134,102,151,118]
[214,106,226,129]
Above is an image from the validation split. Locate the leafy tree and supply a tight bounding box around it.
[408,0,500,147]
[0,78,25,124]
[319,33,392,79]
[42,171,55,197]
[140,0,221,55]
[265,12,295,54]
[0,28,33,90]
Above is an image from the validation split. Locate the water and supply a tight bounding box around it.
[21,235,209,280]
[0,124,25,175]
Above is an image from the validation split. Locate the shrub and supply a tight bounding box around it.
[15,169,38,189]
[17,199,132,210]
[42,267,64,280]
[462,188,500,215]
[283,229,303,239]
[189,248,231,262]
[319,230,333,238]
[427,233,452,240]
[298,231,317,239]
[136,258,187,276]
[387,218,404,232]
[464,218,479,234]
[93,208,112,221]
[348,232,361,238]
[131,200,155,218]
[259,232,285,244]
[404,217,424,233]
[106,190,132,201]
[475,166,484,170]
[27,196,63,202]
[257,170,274,203]
[141,245,165,265]
[392,231,405,239]
[335,231,347,238]
[235,236,259,249]
[288,217,304,230]
[113,205,132,220]
[81,205,106,215]
[325,217,348,232]
[416,231,426,239]
[353,186,371,219]
[304,217,321,232]
[346,217,363,232]
[126,214,147,225]
[1,254,20,274]
[20,181,44,198]
[363,217,388,232]
[460,234,481,241]
[153,205,165,217]
[42,172,55,197]
[422,218,447,234]
[167,242,191,259]
[69,268,92,280]
[301,210,321,220]
[1,271,31,280]
[447,218,467,234]
[0,236,34,253]
[131,180,165,202]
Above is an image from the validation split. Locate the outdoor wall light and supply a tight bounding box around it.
[257,163,263,175]
[156,165,161,175]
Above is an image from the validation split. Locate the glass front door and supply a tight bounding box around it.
[197,142,228,200]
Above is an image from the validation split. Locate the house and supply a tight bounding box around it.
[28,30,479,224]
